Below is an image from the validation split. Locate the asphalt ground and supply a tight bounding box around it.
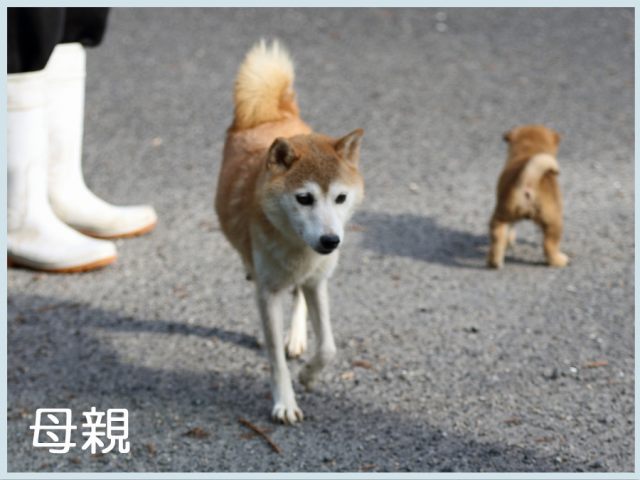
[7,7,634,473]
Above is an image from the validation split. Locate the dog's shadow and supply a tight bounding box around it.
[354,211,543,269]
[8,294,594,472]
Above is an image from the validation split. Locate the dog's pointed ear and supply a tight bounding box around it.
[553,129,562,145]
[335,128,364,165]
[267,137,296,171]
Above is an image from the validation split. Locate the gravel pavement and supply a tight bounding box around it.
[7,8,634,473]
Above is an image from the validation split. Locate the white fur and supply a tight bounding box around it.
[251,179,361,423]
[275,181,360,252]
[285,287,307,358]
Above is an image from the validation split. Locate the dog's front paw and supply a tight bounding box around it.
[271,399,303,424]
[285,331,307,358]
[549,252,569,267]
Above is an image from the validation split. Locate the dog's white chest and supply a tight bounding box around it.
[252,234,337,290]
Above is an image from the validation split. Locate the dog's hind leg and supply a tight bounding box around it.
[539,217,569,267]
[487,217,509,269]
[299,279,336,390]
[285,287,307,358]
[507,225,517,248]
[256,285,303,424]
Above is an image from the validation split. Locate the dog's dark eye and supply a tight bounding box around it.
[335,194,347,204]
[295,193,314,206]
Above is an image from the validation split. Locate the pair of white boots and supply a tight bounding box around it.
[8,43,157,273]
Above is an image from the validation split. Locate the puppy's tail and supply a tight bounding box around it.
[232,40,299,130]
[516,153,559,201]
[520,153,559,184]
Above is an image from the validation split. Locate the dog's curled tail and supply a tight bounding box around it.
[520,153,559,185]
[515,153,559,203]
[232,40,298,130]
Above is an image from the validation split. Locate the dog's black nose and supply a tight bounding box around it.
[319,234,340,251]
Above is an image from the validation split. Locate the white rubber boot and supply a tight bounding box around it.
[46,43,157,239]
[8,70,117,273]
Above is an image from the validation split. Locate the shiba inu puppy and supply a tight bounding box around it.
[487,124,568,269]
[215,40,364,424]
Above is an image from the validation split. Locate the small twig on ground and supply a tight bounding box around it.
[584,360,608,369]
[238,417,282,454]
[352,359,373,369]
[183,427,209,438]
[145,442,157,456]
[504,416,522,426]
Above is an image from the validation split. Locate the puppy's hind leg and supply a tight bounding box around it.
[487,217,510,269]
[256,285,303,424]
[540,218,569,267]
[299,279,336,390]
[507,225,517,248]
[286,287,307,358]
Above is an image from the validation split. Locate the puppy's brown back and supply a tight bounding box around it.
[494,125,562,223]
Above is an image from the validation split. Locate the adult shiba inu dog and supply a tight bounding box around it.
[215,40,365,424]
[487,124,568,269]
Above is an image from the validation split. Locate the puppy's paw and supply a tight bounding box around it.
[285,331,307,359]
[271,400,303,424]
[487,256,504,269]
[549,252,569,267]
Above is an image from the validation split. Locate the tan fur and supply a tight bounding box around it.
[232,40,299,131]
[487,124,568,268]
[214,40,364,424]
[216,118,313,275]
